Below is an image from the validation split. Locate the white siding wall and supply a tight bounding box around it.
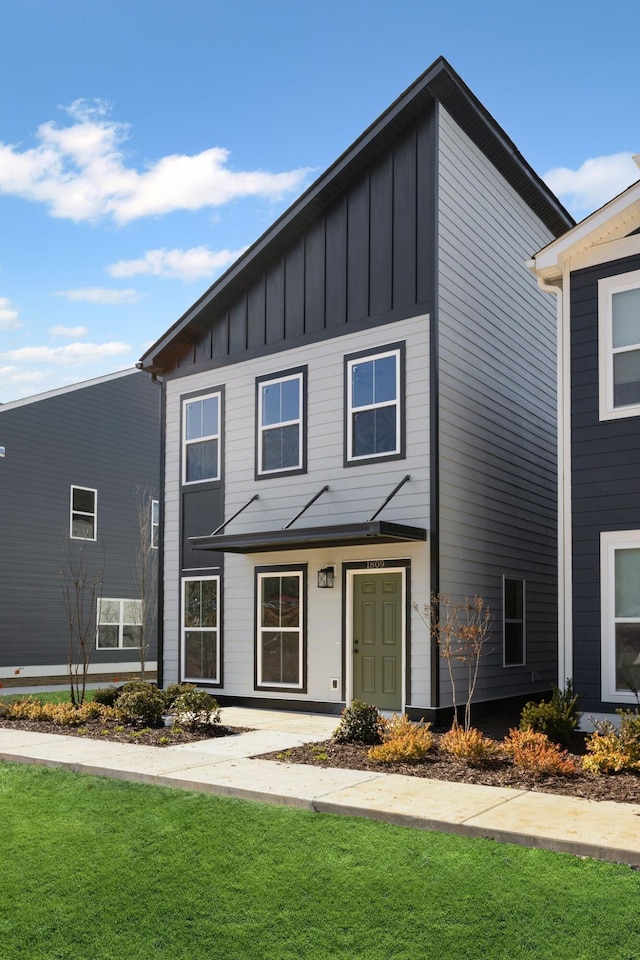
[163,315,431,705]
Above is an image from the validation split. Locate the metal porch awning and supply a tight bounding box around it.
[189,520,427,554]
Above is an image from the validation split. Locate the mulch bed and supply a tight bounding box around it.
[260,714,640,806]
[0,716,243,748]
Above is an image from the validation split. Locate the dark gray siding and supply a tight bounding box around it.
[171,111,437,374]
[0,371,160,672]
[570,253,640,712]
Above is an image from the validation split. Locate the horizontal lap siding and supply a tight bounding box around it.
[570,254,640,711]
[437,106,557,706]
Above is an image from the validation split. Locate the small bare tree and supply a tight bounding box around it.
[60,541,103,706]
[134,487,158,682]
[415,593,492,731]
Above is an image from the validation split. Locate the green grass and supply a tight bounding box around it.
[0,763,639,959]
[0,689,93,705]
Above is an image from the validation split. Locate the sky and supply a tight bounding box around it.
[0,0,638,404]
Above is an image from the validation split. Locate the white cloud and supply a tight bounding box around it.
[49,324,89,337]
[54,288,139,304]
[0,297,22,330]
[107,245,245,281]
[544,152,640,217]
[4,341,132,366]
[0,99,311,224]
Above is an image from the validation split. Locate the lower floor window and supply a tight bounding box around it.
[182,576,220,682]
[602,532,640,700]
[97,599,143,649]
[256,568,305,689]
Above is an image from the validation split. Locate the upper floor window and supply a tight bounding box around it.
[70,485,97,540]
[503,577,525,667]
[599,270,640,420]
[151,499,159,549]
[183,392,220,483]
[345,343,404,465]
[256,368,306,477]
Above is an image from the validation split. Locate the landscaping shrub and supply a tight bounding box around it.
[519,680,580,747]
[440,726,502,766]
[116,685,165,727]
[172,689,221,731]
[3,698,105,726]
[332,700,385,745]
[162,682,196,709]
[92,685,121,707]
[504,728,577,776]
[118,680,154,695]
[582,710,640,774]
[368,714,434,763]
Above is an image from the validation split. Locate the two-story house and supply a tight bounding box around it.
[140,57,573,720]
[531,172,640,721]
[0,369,160,688]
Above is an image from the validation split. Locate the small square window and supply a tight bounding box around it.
[256,369,306,477]
[182,392,221,483]
[97,598,143,649]
[598,270,640,420]
[503,577,525,667]
[70,486,97,540]
[345,344,404,465]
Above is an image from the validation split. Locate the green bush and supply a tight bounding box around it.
[333,700,385,745]
[116,685,165,727]
[92,685,121,707]
[162,682,196,709]
[583,709,640,774]
[519,680,580,747]
[172,689,221,731]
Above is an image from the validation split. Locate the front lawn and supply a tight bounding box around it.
[0,763,638,959]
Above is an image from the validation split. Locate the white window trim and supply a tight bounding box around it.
[256,569,304,690]
[598,269,640,421]
[346,347,401,462]
[257,371,304,476]
[182,391,221,484]
[96,598,143,650]
[151,499,159,550]
[503,576,526,668]
[601,530,640,704]
[70,485,97,541]
[181,575,220,683]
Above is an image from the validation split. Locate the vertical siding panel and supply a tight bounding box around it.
[247,279,266,350]
[212,313,230,359]
[416,109,436,307]
[228,299,247,355]
[195,328,212,363]
[369,155,393,316]
[346,177,370,322]
[285,239,305,339]
[304,219,326,333]
[325,198,347,328]
[392,131,417,309]
[265,261,285,344]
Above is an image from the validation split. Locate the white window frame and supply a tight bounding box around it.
[346,346,402,463]
[151,499,159,549]
[70,485,97,541]
[182,391,221,484]
[257,371,304,476]
[598,269,640,420]
[256,569,304,690]
[181,575,220,683]
[96,598,143,650]
[601,530,640,703]
[503,576,526,667]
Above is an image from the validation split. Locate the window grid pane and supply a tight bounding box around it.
[258,573,302,687]
[184,395,220,482]
[258,374,302,474]
[183,578,219,681]
[348,350,400,460]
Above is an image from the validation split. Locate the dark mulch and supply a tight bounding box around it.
[260,714,640,806]
[0,716,246,747]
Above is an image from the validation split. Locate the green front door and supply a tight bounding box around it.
[352,572,403,711]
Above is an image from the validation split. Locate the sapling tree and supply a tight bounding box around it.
[60,541,103,707]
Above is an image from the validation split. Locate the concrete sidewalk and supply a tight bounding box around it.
[1,706,639,867]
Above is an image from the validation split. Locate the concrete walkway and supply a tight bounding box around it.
[1,706,639,867]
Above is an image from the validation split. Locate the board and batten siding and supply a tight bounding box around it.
[0,370,160,675]
[570,252,640,712]
[162,316,431,704]
[436,105,558,706]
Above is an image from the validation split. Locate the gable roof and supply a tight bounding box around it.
[139,56,573,375]
[531,177,640,285]
[0,367,141,414]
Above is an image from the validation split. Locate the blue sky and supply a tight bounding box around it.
[0,0,638,402]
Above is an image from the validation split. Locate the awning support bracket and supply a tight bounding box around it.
[210,494,259,536]
[283,485,329,530]
[368,474,411,522]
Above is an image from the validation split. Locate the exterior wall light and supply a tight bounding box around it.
[317,566,335,589]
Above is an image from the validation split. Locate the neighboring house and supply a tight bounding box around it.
[531,173,640,721]
[140,57,573,720]
[0,369,160,686]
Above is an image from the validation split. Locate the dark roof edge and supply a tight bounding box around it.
[140,56,573,373]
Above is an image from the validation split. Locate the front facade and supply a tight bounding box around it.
[142,58,573,719]
[532,176,640,718]
[0,369,161,685]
